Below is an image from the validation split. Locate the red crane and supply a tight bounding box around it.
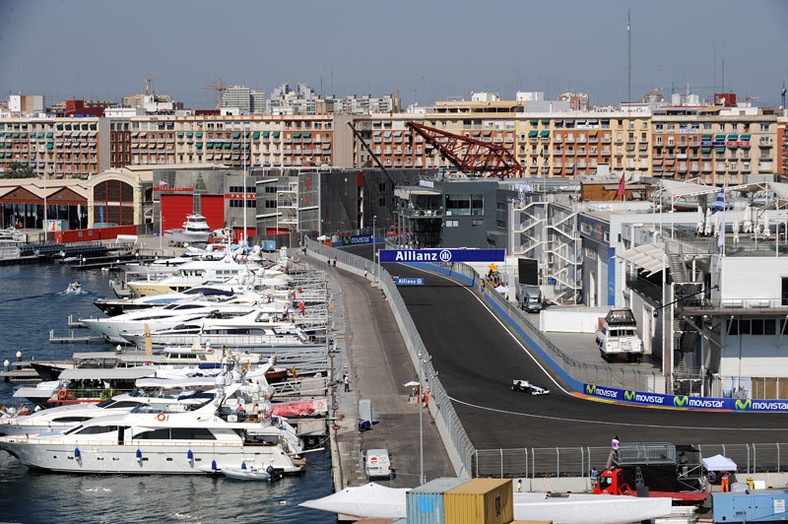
[406,121,523,178]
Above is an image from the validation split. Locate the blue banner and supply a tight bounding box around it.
[395,277,424,286]
[337,234,372,246]
[379,249,505,263]
[583,384,788,412]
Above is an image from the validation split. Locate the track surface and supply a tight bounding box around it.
[349,247,788,449]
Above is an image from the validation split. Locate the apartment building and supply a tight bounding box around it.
[0,117,109,179]
[651,106,778,185]
[0,97,784,184]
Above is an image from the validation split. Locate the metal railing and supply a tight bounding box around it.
[474,442,788,478]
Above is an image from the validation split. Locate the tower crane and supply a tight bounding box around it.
[203,79,226,109]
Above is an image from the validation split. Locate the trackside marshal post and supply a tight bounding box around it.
[379,249,505,263]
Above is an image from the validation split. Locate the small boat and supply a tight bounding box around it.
[222,464,278,481]
[65,281,82,294]
[164,214,212,246]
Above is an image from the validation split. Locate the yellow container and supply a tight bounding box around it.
[444,478,513,524]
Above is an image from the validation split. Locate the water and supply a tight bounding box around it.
[0,264,334,524]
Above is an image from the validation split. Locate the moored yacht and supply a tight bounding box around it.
[0,383,306,475]
[163,214,211,246]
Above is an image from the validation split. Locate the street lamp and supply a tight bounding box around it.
[417,350,424,486]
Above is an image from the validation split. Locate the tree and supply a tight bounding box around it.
[4,162,35,179]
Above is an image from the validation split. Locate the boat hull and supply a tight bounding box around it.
[0,439,301,475]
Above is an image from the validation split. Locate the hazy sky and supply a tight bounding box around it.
[1,0,787,109]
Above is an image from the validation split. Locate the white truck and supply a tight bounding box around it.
[595,308,644,363]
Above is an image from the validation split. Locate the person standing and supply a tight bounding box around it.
[590,467,599,489]
[343,374,350,392]
[611,435,621,464]
[721,471,730,492]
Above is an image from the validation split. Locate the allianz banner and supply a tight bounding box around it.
[379,249,505,263]
[583,384,788,412]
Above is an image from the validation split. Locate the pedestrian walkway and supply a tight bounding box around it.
[312,256,454,493]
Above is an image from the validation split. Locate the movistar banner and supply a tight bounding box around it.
[337,234,372,246]
[584,383,788,412]
[379,249,505,263]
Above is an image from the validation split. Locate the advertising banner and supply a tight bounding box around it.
[379,249,505,263]
[583,384,788,412]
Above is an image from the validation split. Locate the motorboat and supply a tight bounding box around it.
[79,300,264,344]
[65,281,83,294]
[222,464,277,481]
[0,382,306,475]
[0,226,24,243]
[122,310,316,350]
[163,214,211,246]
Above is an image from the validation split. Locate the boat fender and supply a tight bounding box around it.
[136,449,143,462]
[241,461,247,470]
[211,459,218,471]
[74,447,81,459]
[156,412,166,422]
[187,449,193,461]
[58,389,68,400]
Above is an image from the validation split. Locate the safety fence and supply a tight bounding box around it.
[307,239,475,478]
[474,442,788,479]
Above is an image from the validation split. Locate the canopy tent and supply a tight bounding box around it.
[617,242,666,276]
[702,454,737,471]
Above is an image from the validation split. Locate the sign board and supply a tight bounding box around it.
[379,249,505,263]
[395,277,424,286]
[338,234,372,246]
[547,277,557,285]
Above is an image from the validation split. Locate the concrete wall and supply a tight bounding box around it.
[541,307,610,333]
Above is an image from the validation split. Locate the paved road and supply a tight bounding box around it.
[383,260,788,449]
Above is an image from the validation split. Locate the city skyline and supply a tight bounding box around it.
[1,0,787,110]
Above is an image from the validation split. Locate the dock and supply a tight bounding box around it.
[49,330,106,344]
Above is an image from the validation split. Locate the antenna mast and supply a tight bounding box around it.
[627,8,631,103]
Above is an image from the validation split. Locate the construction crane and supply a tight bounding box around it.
[347,121,389,177]
[203,79,226,109]
[405,121,523,178]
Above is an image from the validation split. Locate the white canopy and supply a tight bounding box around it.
[702,454,737,471]
[617,242,666,276]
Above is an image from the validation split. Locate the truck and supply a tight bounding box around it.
[516,284,543,313]
[595,308,644,363]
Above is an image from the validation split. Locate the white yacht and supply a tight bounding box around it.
[163,214,211,246]
[0,381,218,436]
[122,310,314,350]
[0,383,306,475]
[125,255,264,297]
[93,285,251,316]
[79,300,263,344]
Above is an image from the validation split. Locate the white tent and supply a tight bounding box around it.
[702,454,738,471]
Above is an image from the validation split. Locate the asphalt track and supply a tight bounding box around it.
[349,246,788,450]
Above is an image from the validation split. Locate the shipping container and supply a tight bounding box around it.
[445,478,513,524]
[406,477,467,524]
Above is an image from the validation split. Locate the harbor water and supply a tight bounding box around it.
[0,264,334,524]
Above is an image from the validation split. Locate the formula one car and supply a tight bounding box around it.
[511,379,550,395]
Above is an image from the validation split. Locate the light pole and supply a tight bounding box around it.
[242,124,248,248]
[372,215,377,283]
[417,350,424,486]
[42,172,47,241]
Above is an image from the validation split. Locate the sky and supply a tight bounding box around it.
[1,0,787,109]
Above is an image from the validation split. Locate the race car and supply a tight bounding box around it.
[511,379,550,395]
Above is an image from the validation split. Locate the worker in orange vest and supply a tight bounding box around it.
[721,471,730,492]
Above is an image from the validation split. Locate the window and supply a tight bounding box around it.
[472,219,484,227]
[444,193,483,216]
[77,425,119,435]
[445,219,458,228]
